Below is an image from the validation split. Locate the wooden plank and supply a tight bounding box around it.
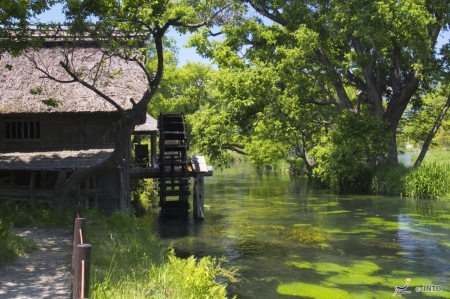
[129,167,213,179]
[191,156,208,172]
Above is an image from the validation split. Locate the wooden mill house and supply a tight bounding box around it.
[0,32,159,212]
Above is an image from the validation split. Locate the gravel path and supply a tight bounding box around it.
[0,228,72,299]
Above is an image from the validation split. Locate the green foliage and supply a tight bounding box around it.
[41,98,62,108]
[29,86,42,95]
[130,178,157,216]
[400,87,450,149]
[0,201,71,228]
[86,211,234,299]
[312,111,390,192]
[371,163,412,196]
[0,201,63,266]
[0,219,37,267]
[0,0,57,55]
[415,149,450,165]
[403,162,450,200]
[282,226,330,244]
[187,0,450,168]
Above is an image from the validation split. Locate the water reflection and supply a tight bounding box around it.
[152,163,450,298]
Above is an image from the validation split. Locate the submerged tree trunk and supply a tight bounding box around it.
[414,95,450,167]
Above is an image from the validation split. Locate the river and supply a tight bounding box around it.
[152,162,450,299]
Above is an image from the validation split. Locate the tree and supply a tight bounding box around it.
[400,85,450,166]
[5,0,241,209]
[188,0,450,166]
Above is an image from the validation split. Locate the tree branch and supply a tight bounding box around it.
[164,3,233,30]
[222,144,248,155]
[58,59,126,115]
[243,0,287,26]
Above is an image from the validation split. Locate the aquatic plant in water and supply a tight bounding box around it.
[282,226,331,244]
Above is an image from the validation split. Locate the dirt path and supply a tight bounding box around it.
[0,228,72,299]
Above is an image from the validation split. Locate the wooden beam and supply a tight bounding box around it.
[191,156,208,172]
[53,170,67,208]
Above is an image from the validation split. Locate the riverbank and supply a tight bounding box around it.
[0,204,235,299]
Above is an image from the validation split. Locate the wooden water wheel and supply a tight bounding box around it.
[157,113,190,220]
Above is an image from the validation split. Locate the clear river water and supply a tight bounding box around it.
[152,162,450,299]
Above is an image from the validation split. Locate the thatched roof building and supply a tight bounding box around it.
[0,35,158,211]
[0,43,149,114]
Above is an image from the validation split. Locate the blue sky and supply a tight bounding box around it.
[36,4,449,66]
[35,3,211,66]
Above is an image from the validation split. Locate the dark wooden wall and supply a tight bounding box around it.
[0,112,120,152]
[0,112,129,212]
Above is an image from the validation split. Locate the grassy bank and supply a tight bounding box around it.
[371,150,450,200]
[0,202,236,298]
[85,211,236,298]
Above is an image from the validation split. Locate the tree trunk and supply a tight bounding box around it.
[414,95,450,167]
[53,89,153,211]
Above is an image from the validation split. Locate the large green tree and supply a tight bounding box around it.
[2,0,241,208]
[188,0,450,165]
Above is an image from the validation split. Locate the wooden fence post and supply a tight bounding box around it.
[73,244,92,299]
[72,218,86,251]
[73,204,83,222]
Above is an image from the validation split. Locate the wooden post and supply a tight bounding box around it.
[193,174,205,219]
[29,171,36,206]
[91,177,98,208]
[151,132,157,170]
[191,156,207,219]
[118,166,124,211]
[71,217,86,299]
[75,184,83,210]
[72,218,86,256]
[83,179,90,210]
[53,170,67,209]
[73,204,84,221]
[72,244,92,299]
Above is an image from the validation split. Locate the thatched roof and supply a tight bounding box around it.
[0,149,114,171]
[134,113,158,133]
[0,45,149,114]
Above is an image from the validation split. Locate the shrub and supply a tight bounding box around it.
[371,163,412,196]
[131,178,158,216]
[86,211,235,299]
[403,162,450,200]
[311,111,389,192]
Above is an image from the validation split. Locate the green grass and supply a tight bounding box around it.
[0,219,37,266]
[413,149,450,165]
[0,201,70,266]
[85,211,236,299]
[403,162,450,200]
